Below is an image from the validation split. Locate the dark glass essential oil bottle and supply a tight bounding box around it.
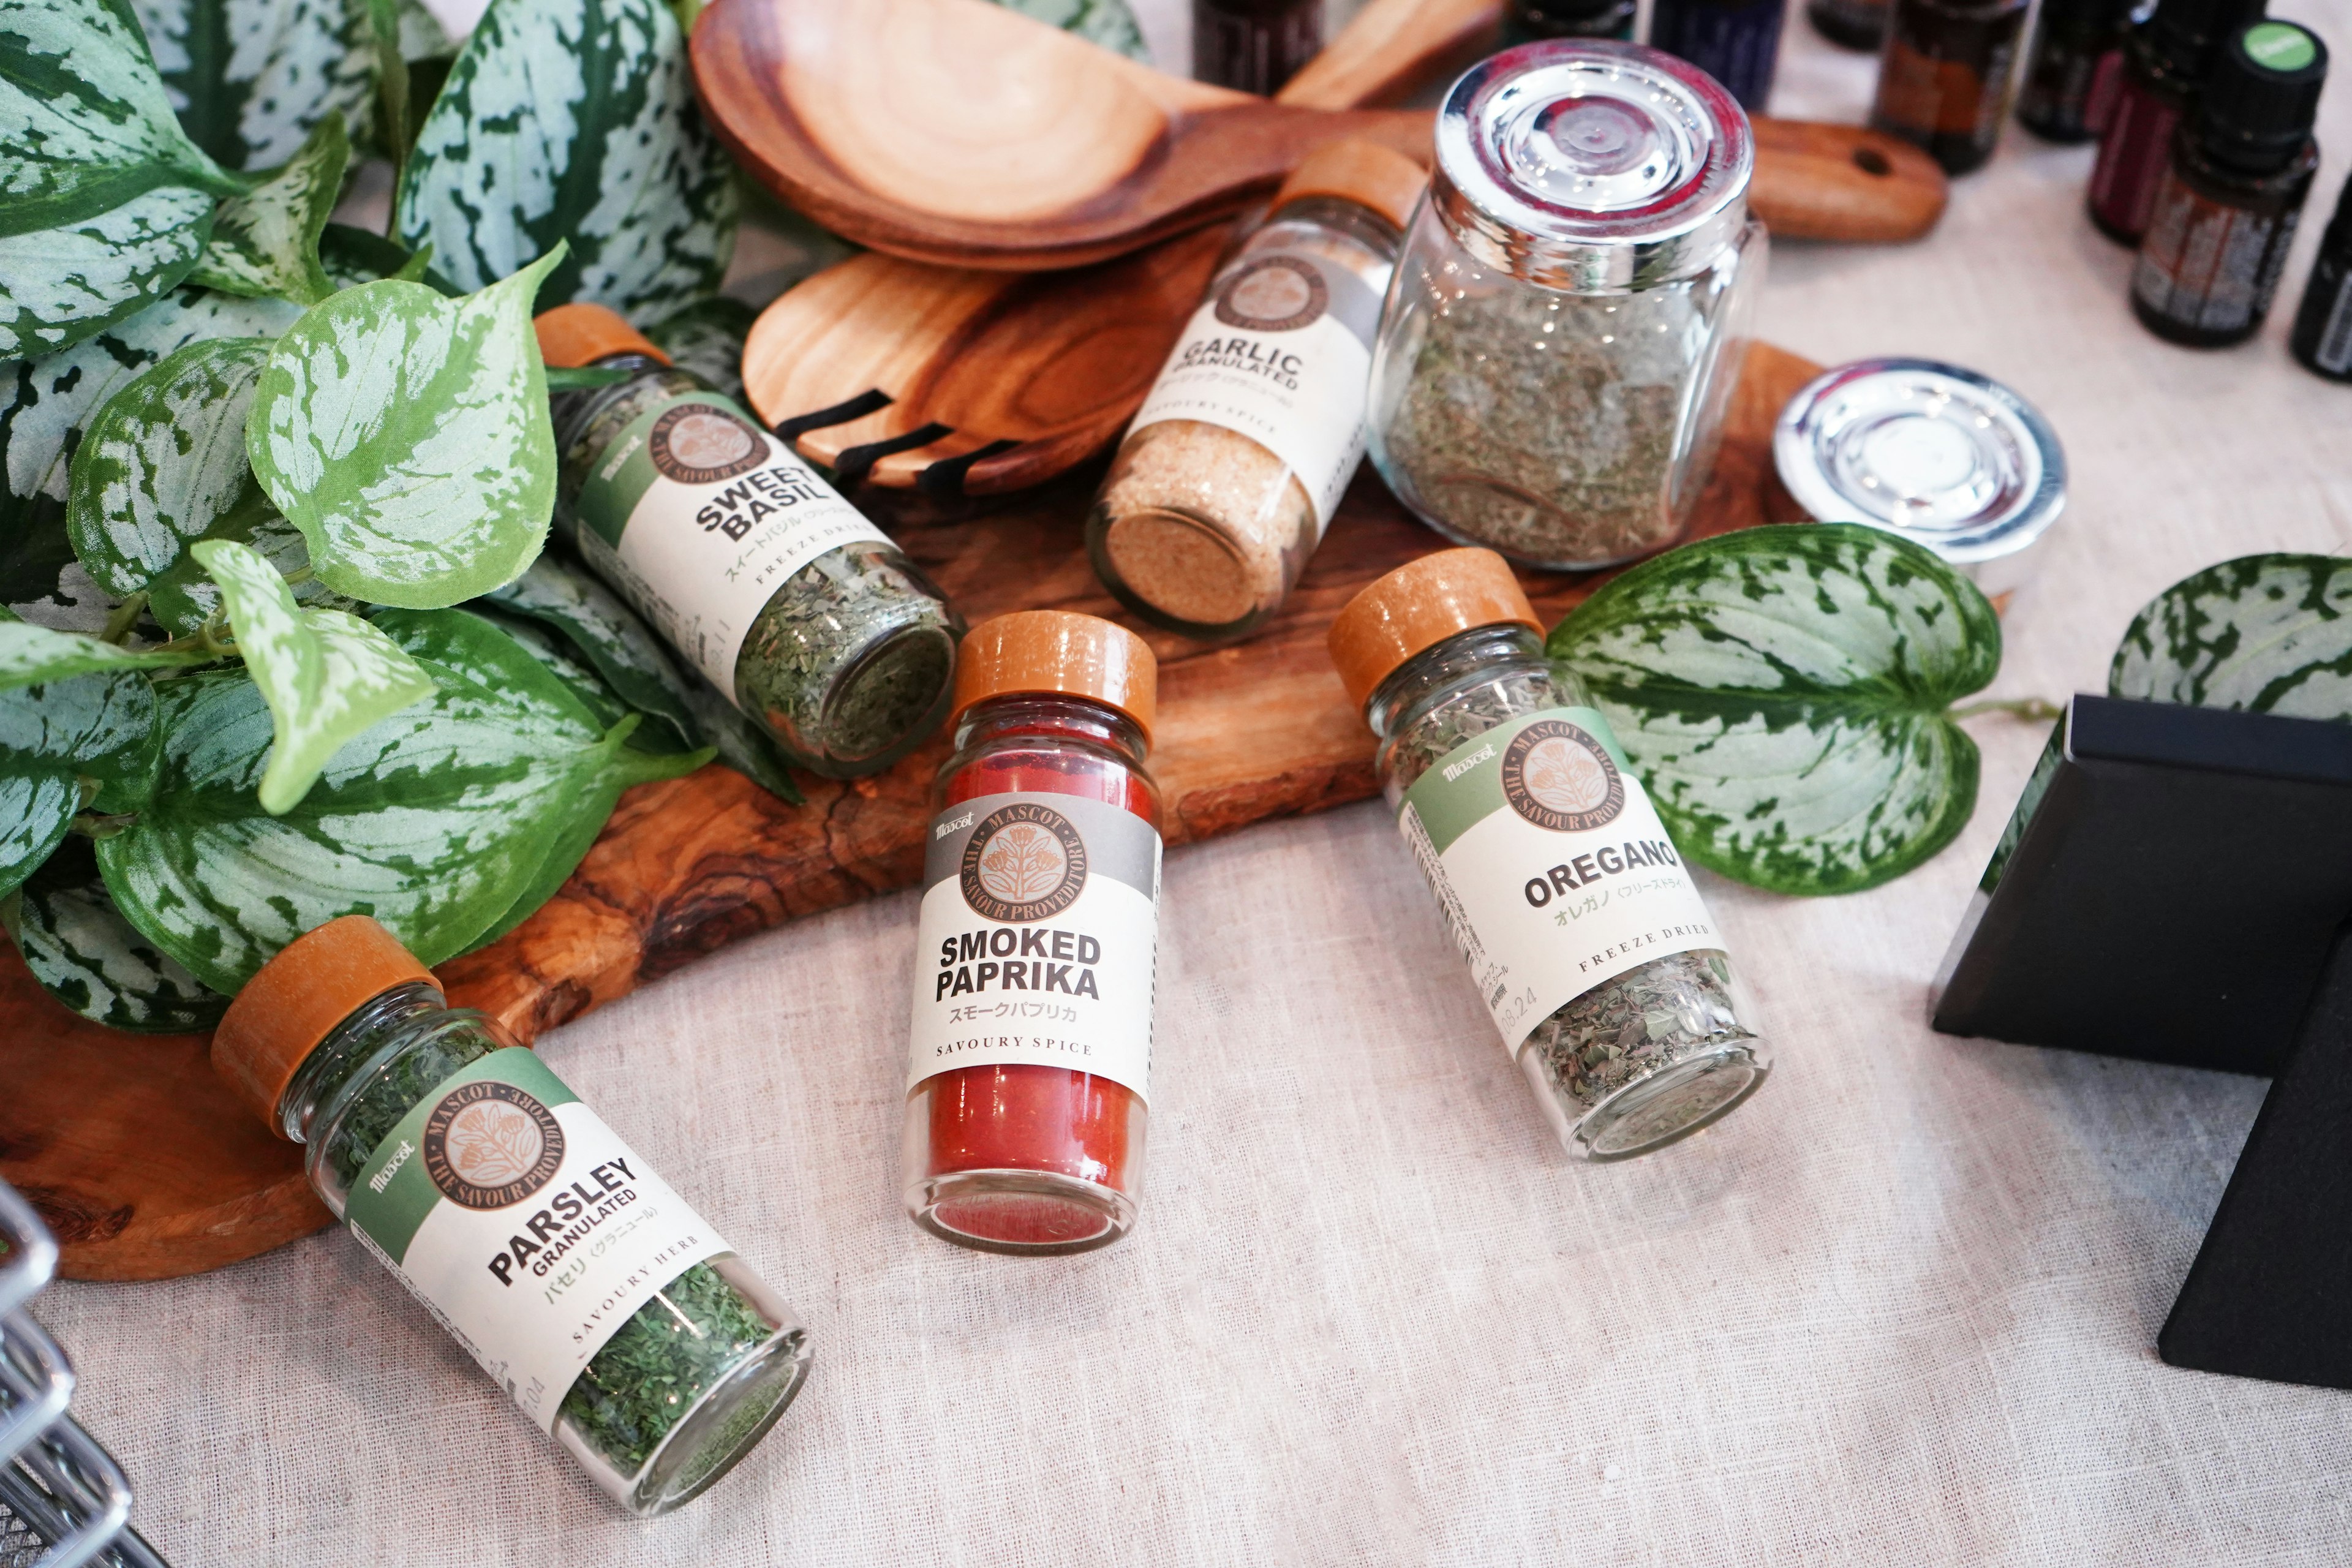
[1505,0,1638,43]
[2086,0,2266,242]
[1193,0,1321,93]
[2016,0,2138,141]
[1810,0,1890,53]
[1871,0,2032,174]
[2288,173,2352,381]
[2132,20,2326,347]
[1646,0,1787,110]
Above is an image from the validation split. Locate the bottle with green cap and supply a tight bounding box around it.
[2131,18,2328,346]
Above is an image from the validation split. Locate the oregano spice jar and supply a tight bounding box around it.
[1329,549,1768,1159]
[1089,139,1425,639]
[211,917,810,1515]
[538,304,962,778]
[902,612,1163,1254]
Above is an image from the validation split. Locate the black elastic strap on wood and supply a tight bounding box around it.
[917,440,1020,502]
[771,388,893,443]
[832,423,954,488]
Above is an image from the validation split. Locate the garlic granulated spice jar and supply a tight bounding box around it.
[1087,139,1427,640]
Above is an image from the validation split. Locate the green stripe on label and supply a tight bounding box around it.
[574,391,747,551]
[345,1049,581,1265]
[1400,707,1633,854]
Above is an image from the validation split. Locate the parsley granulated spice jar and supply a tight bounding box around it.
[1365,40,1766,571]
[902,612,1163,1255]
[1329,549,1769,1159]
[537,304,961,778]
[211,916,810,1515]
[1088,138,1425,641]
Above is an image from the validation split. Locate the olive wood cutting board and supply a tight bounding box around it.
[1,342,1820,1281]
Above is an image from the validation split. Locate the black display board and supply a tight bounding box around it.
[1932,695,2352,1390]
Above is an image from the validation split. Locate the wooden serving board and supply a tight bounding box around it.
[0,343,1819,1281]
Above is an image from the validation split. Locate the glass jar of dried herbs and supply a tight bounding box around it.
[538,304,961,778]
[1328,548,1768,1159]
[1087,138,1424,641]
[1366,41,1767,570]
[211,916,812,1516]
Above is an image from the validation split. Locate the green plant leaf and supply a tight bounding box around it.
[2109,554,2352,720]
[94,606,701,990]
[1547,523,2001,896]
[4,836,226,1031]
[0,186,223,360]
[4,287,302,631]
[394,0,736,319]
[316,223,458,295]
[990,0,1149,59]
[129,0,377,171]
[643,296,755,404]
[478,553,700,748]
[193,537,434,812]
[188,111,345,304]
[245,248,561,609]
[0,609,168,896]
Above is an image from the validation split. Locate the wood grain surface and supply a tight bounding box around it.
[1,342,1819,1281]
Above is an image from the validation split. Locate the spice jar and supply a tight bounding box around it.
[1329,549,1768,1160]
[538,304,962,778]
[1773,357,2065,614]
[1088,140,1425,640]
[902,612,1163,1254]
[211,917,810,1515]
[1869,0,2031,175]
[1366,41,1766,571]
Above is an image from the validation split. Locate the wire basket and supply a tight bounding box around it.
[0,1182,165,1567]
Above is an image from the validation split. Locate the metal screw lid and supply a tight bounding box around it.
[1773,358,2067,569]
[1431,40,1754,291]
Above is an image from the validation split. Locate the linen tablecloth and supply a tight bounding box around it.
[36,3,2352,1561]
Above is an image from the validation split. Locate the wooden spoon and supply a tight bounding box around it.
[695,0,1946,272]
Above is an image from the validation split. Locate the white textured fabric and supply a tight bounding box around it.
[42,7,2352,1562]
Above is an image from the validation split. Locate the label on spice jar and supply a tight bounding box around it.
[1398,708,1723,1054]
[573,391,893,699]
[2133,180,2301,335]
[1128,248,1384,533]
[907,791,1162,1100]
[344,1048,731,1433]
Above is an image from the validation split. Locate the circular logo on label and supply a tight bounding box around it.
[960,804,1089,922]
[1501,720,1626,833]
[420,1080,566,1210]
[1213,256,1328,333]
[649,404,768,483]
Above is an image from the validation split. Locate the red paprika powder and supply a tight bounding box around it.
[901,612,1163,1254]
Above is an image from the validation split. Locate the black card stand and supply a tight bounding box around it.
[1932,695,2352,1390]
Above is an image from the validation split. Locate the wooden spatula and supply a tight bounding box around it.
[695,0,1946,272]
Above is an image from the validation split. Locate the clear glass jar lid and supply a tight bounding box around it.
[1432,40,1754,290]
[1773,358,2067,568]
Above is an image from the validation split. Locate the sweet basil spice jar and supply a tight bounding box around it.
[1328,549,1768,1159]
[212,917,810,1515]
[1366,40,1766,571]
[537,304,962,778]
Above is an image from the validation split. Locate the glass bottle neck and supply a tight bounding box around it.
[1364,623,1570,739]
[277,980,448,1144]
[952,694,1150,770]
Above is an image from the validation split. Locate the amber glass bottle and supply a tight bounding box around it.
[1871,0,2032,174]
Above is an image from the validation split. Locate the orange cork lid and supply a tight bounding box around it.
[1274,138,1429,232]
[952,611,1157,741]
[212,916,440,1134]
[1327,548,1540,711]
[533,303,669,370]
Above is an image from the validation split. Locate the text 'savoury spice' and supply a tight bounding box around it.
[1328,550,1768,1159]
[902,612,1164,1254]
[537,304,961,778]
[210,918,810,1515]
[1090,140,1424,641]
[1366,42,1765,571]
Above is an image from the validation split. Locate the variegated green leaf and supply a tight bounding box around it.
[0,615,208,688]
[644,296,754,404]
[1547,524,2001,896]
[0,609,168,896]
[0,185,221,359]
[4,288,302,631]
[245,248,560,608]
[991,0,1149,60]
[192,537,433,811]
[394,0,736,319]
[130,0,376,171]
[316,223,456,294]
[2109,554,2352,720]
[4,837,226,1031]
[96,607,704,990]
[189,111,345,304]
[478,552,699,748]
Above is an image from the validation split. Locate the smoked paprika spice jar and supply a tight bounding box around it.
[212,917,810,1515]
[1329,549,1768,1159]
[902,612,1164,1254]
